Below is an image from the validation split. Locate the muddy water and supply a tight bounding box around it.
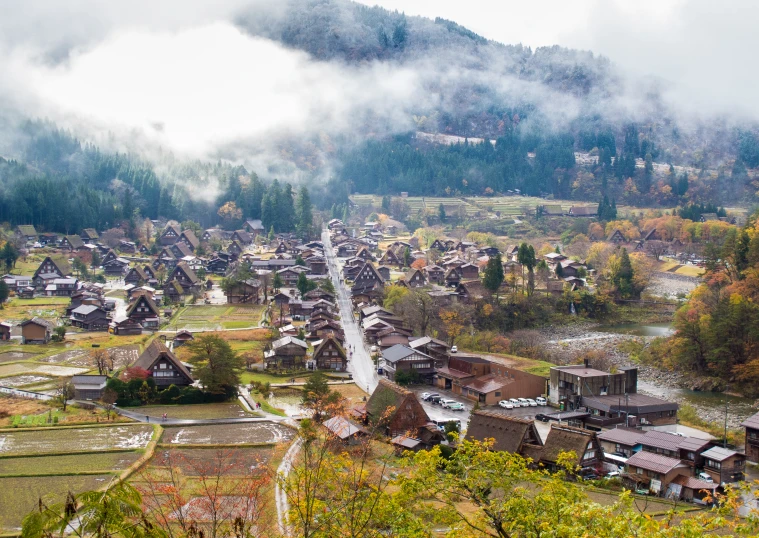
[268,389,305,417]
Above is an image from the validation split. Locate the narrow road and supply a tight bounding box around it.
[276,437,302,537]
[322,230,379,394]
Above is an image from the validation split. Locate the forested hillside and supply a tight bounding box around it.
[2,0,759,233]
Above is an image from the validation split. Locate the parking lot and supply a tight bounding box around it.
[406,385,552,434]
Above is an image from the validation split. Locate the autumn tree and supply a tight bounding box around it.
[439,308,465,347]
[218,201,243,228]
[91,349,113,376]
[54,378,74,412]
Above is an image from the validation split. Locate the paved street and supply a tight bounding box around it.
[322,230,379,393]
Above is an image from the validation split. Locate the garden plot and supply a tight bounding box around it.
[31,365,90,376]
[0,363,33,377]
[0,451,141,476]
[0,352,38,364]
[109,345,140,368]
[163,423,293,446]
[38,349,88,364]
[0,475,113,531]
[147,447,273,476]
[0,374,53,388]
[0,424,154,456]
[174,305,263,331]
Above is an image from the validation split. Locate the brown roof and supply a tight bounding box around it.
[672,475,718,491]
[462,374,513,394]
[597,428,643,446]
[133,340,193,382]
[626,451,685,474]
[180,229,200,248]
[365,378,428,424]
[312,335,347,361]
[432,367,475,380]
[539,424,598,465]
[639,431,684,452]
[466,410,542,454]
[126,292,160,318]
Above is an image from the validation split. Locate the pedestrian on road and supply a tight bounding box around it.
[162,413,167,422]
[146,415,149,423]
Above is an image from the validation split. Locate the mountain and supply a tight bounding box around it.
[1,0,759,233]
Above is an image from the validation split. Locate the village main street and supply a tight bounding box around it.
[322,230,379,394]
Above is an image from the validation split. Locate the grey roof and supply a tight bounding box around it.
[626,451,685,474]
[323,416,365,439]
[72,375,107,387]
[582,393,678,414]
[701,446,741,462]
[382,344,431,364]
[597,428,644,446]
[272,336,308,350]
[741,412,759,430]
[71,305,102,315]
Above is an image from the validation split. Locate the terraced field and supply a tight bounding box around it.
[139,403,256,420]
[0,451,141,476]
[144,447,273,476]
[0,475,114,531]
[0,424,154,456]
[162,423,294,446]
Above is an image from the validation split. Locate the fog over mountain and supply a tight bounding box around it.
[0,0,754,176]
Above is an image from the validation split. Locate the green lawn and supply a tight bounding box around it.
[222,321,253,329]
[239,370,314,385]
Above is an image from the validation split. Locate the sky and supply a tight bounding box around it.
[0,0,756,169]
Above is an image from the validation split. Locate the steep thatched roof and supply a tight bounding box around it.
[466,410,543,454]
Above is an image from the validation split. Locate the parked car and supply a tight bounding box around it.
[606,471,621,478]
[535,396,547,406]
[498,400,514,409]
[370,345,378,353]
[422,392,440,401]
[440,399,457,409]
[508,398,521,408]
[448,403,465,411]
[450,346,458,353]
[698,472,714,483]
[535,413,550,422]
[428,395,442,405]
[583,474,599,481]
[525,399,538,407]
[517,398,529,406]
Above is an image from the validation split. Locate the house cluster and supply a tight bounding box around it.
[263,290,348,372]
[323,378,446,452]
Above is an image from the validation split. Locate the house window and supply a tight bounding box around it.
[583,450,595,461]
[495,392,501,397]
[160,363,166,369]
[706,460,721,470]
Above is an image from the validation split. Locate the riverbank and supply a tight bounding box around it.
[536,321,756,429]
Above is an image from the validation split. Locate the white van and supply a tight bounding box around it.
[535,397,547,406]
[440,399,457,409]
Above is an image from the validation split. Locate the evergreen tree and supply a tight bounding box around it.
[438,203,446,222]
[295,186,313,239]
[297,271,317,297]
[278,183,296,233]
[272,272,283,292]
[186,334,244,395]
[483,253,504,297]
[0,279,8,307]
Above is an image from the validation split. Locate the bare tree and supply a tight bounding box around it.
[54,378,74,412]
[139,449,273,538]
[100,227,126,248]
[645,240,667,261]
[101,388,118,420]
[396,289,434,336]
[91,349,113,376]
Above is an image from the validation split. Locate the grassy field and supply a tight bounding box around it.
[1,296,68,322]
[0,451,141,476]
[136,403,257,420]
[239,370,314,385]
[0,396,132,428]
[170,305,266,331]
[0,474,114,531]
[162,423,294,446]
[0,424,154,456]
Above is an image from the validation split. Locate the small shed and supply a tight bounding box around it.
[173,330,194,347]
[72,375,108,400]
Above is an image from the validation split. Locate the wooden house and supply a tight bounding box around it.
[607,229,626,243]
[170,242,193,260]
[33,256,69,287]
[523,424,601,473]
[109,316,143,335]
[423,264,445,284]
[313,335,348,371]
[0,321,12,340]
[466,411,543,454]
[403,268,426,288]
[379,249,403,269]
[624,451,691,495]
[243,219,264,235]
[700,447,745,484]
[72,375,108,400]
[225,279,261,304]
[81,228,99,242]
[104,257,130,276]
[381,344,441,383]
[16,225,38,242]
[160,225,181,246]
[264,336,309,369]
[429,239,447,252]
[741,412,759,463]
[126,292,161,329]
[178,229,200,251]
[133,340,193,387]
[174,330,194,347]
[70,305,109,331]
[61,235,85,251]
[21,317,53,344]
[227,240,243,257]
[125,266,150,286]
[365,379,429,438]
[323,415,367,445]
[164,263,201,300]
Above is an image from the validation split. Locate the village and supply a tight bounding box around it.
[0,205,758,533]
